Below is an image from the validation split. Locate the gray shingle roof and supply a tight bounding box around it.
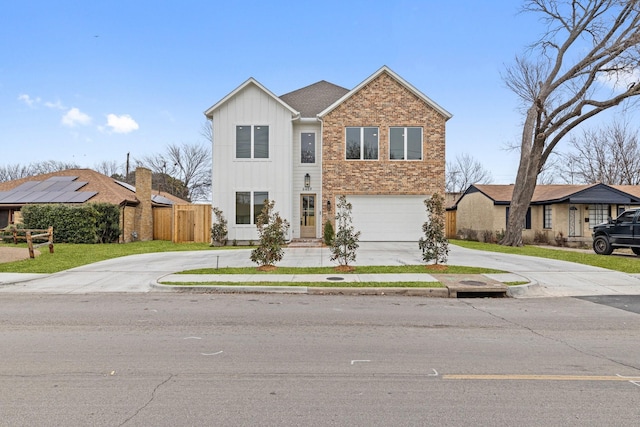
[280,80,349,118]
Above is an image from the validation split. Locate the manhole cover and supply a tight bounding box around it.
[460,280,487,287]
[326,277,344,281]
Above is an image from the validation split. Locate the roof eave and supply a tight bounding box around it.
[204,77,299,118]
[318,65,453,120]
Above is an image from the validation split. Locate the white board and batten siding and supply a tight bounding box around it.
[346,195,429,242]
[210,83,294,242]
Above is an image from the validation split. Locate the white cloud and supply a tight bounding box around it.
[62,107,92,127]
[17,94,41,107]
[599,69,640,91]
[105,113,139,134]
[44,100,65,110]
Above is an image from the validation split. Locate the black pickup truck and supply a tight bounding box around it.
[592,208,640,255]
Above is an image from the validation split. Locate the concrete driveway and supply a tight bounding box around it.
[1,242,640,297]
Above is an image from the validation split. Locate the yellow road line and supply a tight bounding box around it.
[443,374,640,382]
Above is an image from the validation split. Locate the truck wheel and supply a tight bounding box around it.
[593,236,613,255]
[632,248,640,256]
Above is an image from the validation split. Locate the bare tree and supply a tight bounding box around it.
[139,142,211,202]
[0,160,80,182]
[501,0,640,246]
[445,153,493,193]
[94,160,124,178]
[559,119,640,184]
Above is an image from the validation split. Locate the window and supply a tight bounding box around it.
[236,125,269,159]
[390,127,422,160]
[301,133,315,163]
[589,204,609,228]
[236,191,268,224]
[543,205,552,229]
[506,206,531,229]
[346,127,378,160]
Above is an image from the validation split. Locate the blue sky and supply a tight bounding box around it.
[2,1,551,183]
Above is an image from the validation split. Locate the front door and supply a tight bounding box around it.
[300,195,316,238]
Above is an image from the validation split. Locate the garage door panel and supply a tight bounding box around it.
[346,195,428,242]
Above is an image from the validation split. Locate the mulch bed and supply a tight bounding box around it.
[0,246,38,263]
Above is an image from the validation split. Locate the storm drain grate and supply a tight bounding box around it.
[326,277,345,281]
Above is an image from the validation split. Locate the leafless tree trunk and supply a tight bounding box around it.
[445,153,493,193]
[501,0,640,246]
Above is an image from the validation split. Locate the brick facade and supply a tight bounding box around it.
[321,71,447,224]
[134,167,153,241]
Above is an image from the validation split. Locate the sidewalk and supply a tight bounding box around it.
[1,243,640,297]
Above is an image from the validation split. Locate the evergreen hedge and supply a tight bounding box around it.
[21,203,121,244]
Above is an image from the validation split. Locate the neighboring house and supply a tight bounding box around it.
[204,66,452,242]
[0,168,187,242]
[453,183,640,244]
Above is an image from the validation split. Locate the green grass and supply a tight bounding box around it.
[162,281,445,288]
[179,265,504,275]
[0,241,227,274]
[451,239,640,273]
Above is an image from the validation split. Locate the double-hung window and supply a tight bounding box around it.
[346,127,378,160]
[236,125,269,159]
[236,191,268,224]
[389,127,422,160]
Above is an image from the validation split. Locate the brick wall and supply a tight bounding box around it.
[134,167,153,241]
[321,71,447,224]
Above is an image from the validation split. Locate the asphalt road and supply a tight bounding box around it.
[1,293,640,426]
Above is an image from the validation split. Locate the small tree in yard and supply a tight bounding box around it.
[210,207,228,247]
[330,195,361,268]
[250,200,290,269]
[419,193,449,265]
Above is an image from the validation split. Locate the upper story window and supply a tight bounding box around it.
[346,127,378,160]
[236,125,269,159]
[389,127,422,160]
[301,133,315,163]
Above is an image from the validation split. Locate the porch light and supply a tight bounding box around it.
[327,199,331,212]
[304,173,311,189]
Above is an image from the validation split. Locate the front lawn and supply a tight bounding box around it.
[451,239,640,273]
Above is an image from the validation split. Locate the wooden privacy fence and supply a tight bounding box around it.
[0,227,54,259]
[153,205,212,243]
[445,210,457,239]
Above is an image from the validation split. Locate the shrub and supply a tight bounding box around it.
[457,228,479,241]
[481,230,496,243]
[22,204,99,243]
[210,207,228,247]
[250,200,290,267]
[418,193,449,265]
[93,203,121,243]
[323,221,335,246]
[534,230,551,244]
[330,195,360,267]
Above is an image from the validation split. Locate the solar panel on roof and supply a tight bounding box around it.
[47,176,78,181]
[115,180,136,192]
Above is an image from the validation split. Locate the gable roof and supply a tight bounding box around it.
[204,77,299,118]
[0,169,187,207]
[459,183,640,206]
[279,80,349,118]
[318,65,453,120]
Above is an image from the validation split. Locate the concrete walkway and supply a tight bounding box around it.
[1,242,640,297]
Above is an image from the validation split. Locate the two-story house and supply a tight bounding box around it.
[204,66,451,243]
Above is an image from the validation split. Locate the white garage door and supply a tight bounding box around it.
[346,195,428,241]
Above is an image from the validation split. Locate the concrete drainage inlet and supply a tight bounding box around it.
[326,277,344,281]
